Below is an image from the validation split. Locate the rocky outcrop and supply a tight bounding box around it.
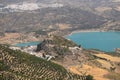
[36,36,78,57]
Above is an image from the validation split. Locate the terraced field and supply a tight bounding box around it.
[0,45,90,80]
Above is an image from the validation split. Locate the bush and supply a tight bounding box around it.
[86,75,93,80]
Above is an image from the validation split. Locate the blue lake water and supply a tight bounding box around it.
[15,41,40,47]
[66,31,120,52]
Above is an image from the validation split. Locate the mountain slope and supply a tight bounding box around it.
[0,7,105,32]
[35,35,120,80]
[0,44,91,80]
[1,0,120,32]
[36,36,78,57]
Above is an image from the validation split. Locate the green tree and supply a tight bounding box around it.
[86,75,93,80]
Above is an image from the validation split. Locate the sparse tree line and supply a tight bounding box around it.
[0,45,93,80]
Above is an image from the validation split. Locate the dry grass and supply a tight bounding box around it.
[0,33,21,44]
[56,23,71,30]
[69,65,109,80]
[112,0,120,2]
[105,73,120,80]
[97,59,112,69]
[94,53,120,62]
[115,6,120,11]
[95,7,112,12]
[0,32,39,44]
[0,33,20,40]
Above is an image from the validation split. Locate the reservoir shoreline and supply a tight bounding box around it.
[66,29,120,37]
[66,30,120,52]
[66,29,104,37]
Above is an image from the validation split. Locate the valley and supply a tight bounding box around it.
[0,0,120,80]
[2,35,119,80]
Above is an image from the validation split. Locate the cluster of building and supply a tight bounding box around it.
[10,45,55,61]
[5,3,39,11]
[115,48,120,53]
[0,2,64,12]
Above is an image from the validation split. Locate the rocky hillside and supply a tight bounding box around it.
[36,36,78,58]
[36,35,120,80]
[0,0,120,33]
[0,7,106,32]
[0,44,93,80]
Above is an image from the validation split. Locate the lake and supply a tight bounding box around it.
[66,31,120,52]
[15,41,40,47]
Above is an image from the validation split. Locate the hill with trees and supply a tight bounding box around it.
[0,44,92,80]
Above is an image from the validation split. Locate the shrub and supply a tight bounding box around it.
[86,75,93,80]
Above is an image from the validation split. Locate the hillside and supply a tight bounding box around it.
[0,44,92,80]
[0,0,120,80]
[0,0,120,33]
[36,36,120,80]
[36,36,77,56]
[0,7,105,33]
